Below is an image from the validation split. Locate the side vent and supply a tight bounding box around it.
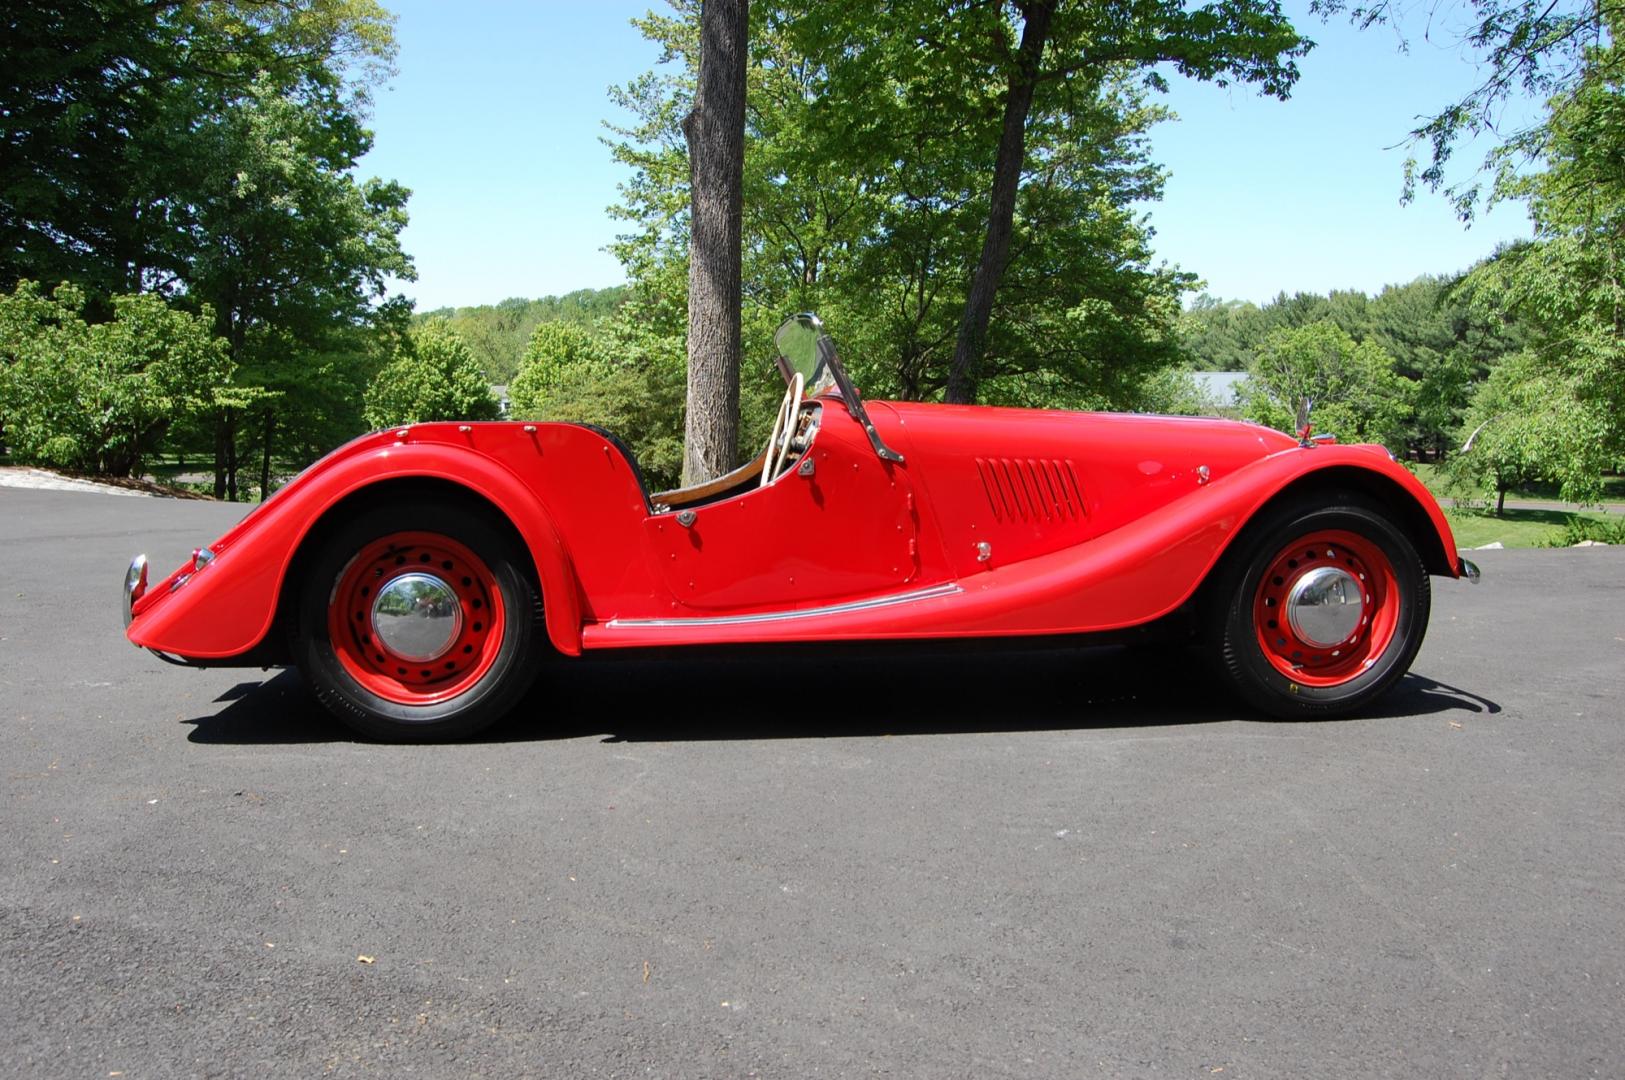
[975,457,1086,523]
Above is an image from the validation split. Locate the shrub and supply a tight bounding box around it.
[1540,514,1625,547]
[509,323,604,416]
[0,281,230,475]
[363,319,500,427]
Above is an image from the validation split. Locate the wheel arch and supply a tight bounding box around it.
[1260,465,1455,577]
[277,475,584,658]
[1191,462,1453,628]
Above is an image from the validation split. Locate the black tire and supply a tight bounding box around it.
[292,498,543,741]
[1209,493,1430,719]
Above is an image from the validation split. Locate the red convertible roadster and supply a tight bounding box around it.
[123,314,1479,740]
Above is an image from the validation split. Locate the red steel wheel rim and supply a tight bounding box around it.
[327,531,506,705]
[1252,529,1399,688]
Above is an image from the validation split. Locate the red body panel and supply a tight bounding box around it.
[127,397,1461,662]
[642,406,924,609]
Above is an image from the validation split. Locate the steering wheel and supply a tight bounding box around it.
[761,372,804,488]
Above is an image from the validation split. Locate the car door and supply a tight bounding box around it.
[642,405,925,612]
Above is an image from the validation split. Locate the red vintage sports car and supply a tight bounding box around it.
[123,314,1480,740]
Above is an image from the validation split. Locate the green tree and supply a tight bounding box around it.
[1448,351,1609,513]
[1316,0,1618,218]
[1131,365,1229,416]
[0,0,399,298]
[876,0,1312,402]
[1,1,413,500]
[607,1,1238,420]
[363,320,499,427]
[1447,18,1625,500]
[1181,277,1521,457]
[510,322,606,416]
[416,289,628,384]
[1177,295,1265,372]
[1241,320,1411,450]
[183,73,414,500]
[0,281,231,474]
[1366,275,1521,458]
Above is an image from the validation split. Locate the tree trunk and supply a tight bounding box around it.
[945,0,1055,405]
[213,410,228,500]
[225,410,239,502]
[680,0,748,485]
[259,409,275,501]
[1495,485,1506,517]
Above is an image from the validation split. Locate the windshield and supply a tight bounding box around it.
[772,313,838,397]
[772,313,903,464]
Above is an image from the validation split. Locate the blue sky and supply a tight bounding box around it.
[358,1,1539,312]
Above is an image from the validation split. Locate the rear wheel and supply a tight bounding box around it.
[1210,495,1429,719]
[293,499,543,741]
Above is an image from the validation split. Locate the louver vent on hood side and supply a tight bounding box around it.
[974,457,1085,523]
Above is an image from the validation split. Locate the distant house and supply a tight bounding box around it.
[1189,368,1248,414]
[1191,371,1249,408]
[490,384,510,417]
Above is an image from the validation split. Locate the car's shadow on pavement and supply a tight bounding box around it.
[181,643,1500,745]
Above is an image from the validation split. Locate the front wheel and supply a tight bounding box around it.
[1210,495,1430,719]
[293,499,543,741]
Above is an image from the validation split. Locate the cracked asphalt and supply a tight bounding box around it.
[2,487,1622,1078]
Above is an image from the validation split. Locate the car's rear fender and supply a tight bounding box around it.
[127,444,586,660]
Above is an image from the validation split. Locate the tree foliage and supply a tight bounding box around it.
[509,322,605,416]
[606,0,1308,440]
[1315,0,1622,218]
[1,0,413,498]
[524,361,688,490]
[786,0,1310,403]
[1240,320,1412,450]
[363,320,499,428]
[1445,37,1625,501]
[1448,351,1609,511]
[1,0,400,298]
[416,288,627,383]
[0,280,231,474]
[1180,276,1520,455]
[503,309,785,493]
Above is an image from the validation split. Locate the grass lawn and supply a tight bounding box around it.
[1409,461,1625,547]
[1444,506,1625,549]
[1413,461,1625,504]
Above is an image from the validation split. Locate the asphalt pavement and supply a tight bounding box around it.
[2,487,1622,1078]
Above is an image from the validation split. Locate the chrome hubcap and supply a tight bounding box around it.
[370,573,463,662]
[1285,566,1364,648]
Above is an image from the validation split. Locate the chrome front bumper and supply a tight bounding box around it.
[1458,556,1482,583]
[123,554,148,630]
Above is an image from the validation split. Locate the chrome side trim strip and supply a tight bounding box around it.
[606,582,962,629]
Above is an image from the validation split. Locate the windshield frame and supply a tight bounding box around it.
[772,313,904,465]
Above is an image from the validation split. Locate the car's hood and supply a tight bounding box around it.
[875,399,1301,465]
